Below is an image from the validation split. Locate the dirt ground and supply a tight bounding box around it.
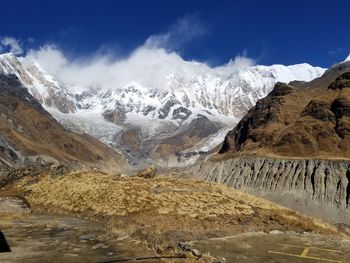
[1,212,349,263]
[0,171,349,262]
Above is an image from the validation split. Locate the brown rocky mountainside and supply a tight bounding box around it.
[193,62,350,221]
[219,61,350,159]
[0,74,124,169]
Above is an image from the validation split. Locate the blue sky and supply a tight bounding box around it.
[1,0,349,67]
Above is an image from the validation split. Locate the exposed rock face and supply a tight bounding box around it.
[158,97,180,119]
[172,107,192,121]
[194,156,350,222]
[329,72,350,90]
[44,94,76,114]
[153,115,221,162]
[103,109,126,125]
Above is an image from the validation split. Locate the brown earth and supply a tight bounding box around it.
[219,62,350,159]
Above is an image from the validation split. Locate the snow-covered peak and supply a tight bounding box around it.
[0,53,76,113]
[344,53,350,62]
[0,52,326,123]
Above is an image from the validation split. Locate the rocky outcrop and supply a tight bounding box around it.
[193,156,350,222]
[136,165,157,178]
[103,109,126,125]
[328,71,350,90]
[153,116,221,161]
[44,94,76,114]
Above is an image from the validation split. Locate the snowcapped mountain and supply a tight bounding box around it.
[0,52,325,167]
[0,53,76,114]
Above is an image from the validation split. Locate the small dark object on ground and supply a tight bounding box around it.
[0,230,11,253]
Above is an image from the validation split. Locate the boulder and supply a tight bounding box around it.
[136,165,157,178]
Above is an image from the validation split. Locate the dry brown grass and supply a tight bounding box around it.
[14,172,338,236]
[21,172,279,217]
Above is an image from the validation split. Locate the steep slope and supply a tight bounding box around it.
[194,61,350,223]
[219,61,350,159]
[0,53,76,114]
[0,53,325,166]
[0,73,124,169]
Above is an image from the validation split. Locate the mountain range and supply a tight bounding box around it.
[0,52,325,167]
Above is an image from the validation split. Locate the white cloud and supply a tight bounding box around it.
[0,37,23,55]
[145,14,207,50]
[22,44,254,94]
[24,45,68,74]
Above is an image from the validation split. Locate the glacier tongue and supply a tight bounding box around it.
[0,52,326,167]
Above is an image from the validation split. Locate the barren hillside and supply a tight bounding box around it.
[219,62,350,159]
[0,74,125,169]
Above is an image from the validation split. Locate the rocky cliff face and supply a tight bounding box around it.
[193,156,350,223]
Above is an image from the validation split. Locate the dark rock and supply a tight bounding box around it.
[301,100,335,121]
[172,107,192,120]
[268,82,295,97]
[45,94,76,114]
[178,241,192,252]
[220,96,282,153]
[158,97,180,119]
[331,97,350,118]
[329,72,350,90]
[142,105,156,116]
[103,109,126,125]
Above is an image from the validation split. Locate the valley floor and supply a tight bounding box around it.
[0,171,349,262]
